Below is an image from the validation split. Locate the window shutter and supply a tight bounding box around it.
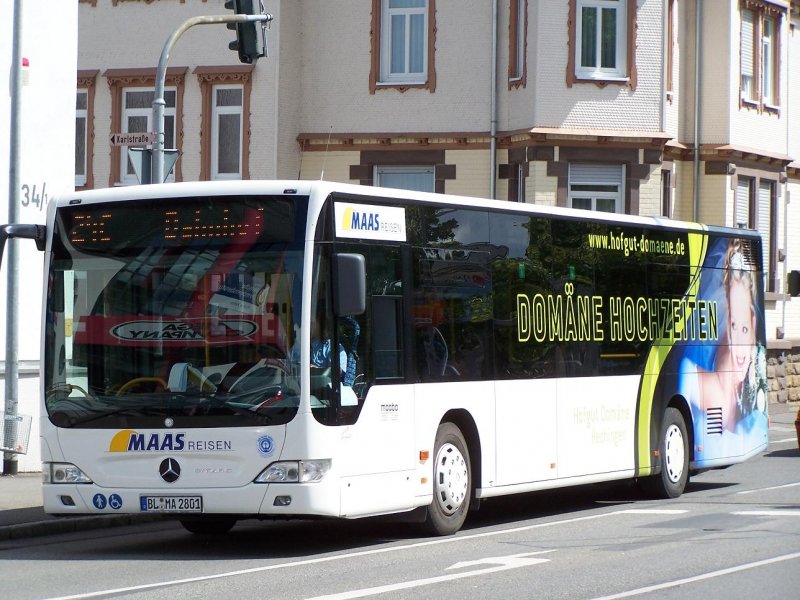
[758,180,772,284]
[735,178,751,229]
[741,10,755,77]
[569,163,623,186]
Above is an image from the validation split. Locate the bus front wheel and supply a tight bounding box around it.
[641,407,689,499]
[425,423,471,536]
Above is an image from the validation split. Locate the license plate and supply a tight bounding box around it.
[140,495,203,513]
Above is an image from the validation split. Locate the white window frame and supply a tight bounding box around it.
[375,165,434,192]
[380,0,428,84]
[75,89,88,188]
[120,87,176,185]
[575,0,627,80]
[511,0,526,81]
[757,179,774,291]
[568,163,624,214]
[761,15,776,106]
[211,84,244,181]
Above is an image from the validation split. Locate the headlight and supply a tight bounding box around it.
[43,462,92,484]
[254,459,331,483]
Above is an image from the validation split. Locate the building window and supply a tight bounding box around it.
[506,162,527,203]
[375,165,434,192]
[568,163,624,213]
[195,65,254,181]
[740,1,782,109]
[509,0,527,88]
[741,9,756,101]
[370,0,436,93]
[666,0,675,98]
[75,70,97,190]
[105,67,186,187]
[75,91,88,188]
[574,0,628,81]
[120,88,176,185]
[761,16,776,105]
[661,169,672,218]
[211,86,243,180]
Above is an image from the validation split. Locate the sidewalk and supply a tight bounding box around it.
[0,472,164,541]
[0,402,797,541]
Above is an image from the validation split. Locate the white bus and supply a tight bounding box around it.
[2,180,769,535]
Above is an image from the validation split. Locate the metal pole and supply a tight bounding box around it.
[3,0,23,475]
[489,0,498,200]
[151,14,270,184]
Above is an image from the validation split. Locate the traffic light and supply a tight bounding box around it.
[225,0,267,64]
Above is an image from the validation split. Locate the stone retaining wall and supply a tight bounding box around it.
[766,352,800,404]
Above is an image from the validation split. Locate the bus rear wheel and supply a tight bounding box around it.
[424,423,471,536]
[179,517,237,535]
[641,407,689,499]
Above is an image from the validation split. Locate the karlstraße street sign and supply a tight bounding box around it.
[110,132,156,146]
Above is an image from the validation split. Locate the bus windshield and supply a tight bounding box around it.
[44,194,307,429]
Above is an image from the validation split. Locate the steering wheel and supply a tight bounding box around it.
[116,377,168,396]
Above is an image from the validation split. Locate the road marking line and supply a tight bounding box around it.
[736,481,800,495]
[46,506,687,600]
[732,510,800,517]
[307,551,555,600]
[618,509,687,515]
[590,551,800,600]
[771,437,797,444]
[45,512,626,600]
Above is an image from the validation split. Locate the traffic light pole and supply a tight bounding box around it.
[151,13,271,184]
[3,0,24,475]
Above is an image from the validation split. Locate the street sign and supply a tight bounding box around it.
[110,132,156,146]
[128,148,181,184]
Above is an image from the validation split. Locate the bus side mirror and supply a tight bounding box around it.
[0,224,47,264]
[333,253,366,316]
[788,270,800,297]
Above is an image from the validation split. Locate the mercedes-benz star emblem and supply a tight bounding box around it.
[159,458,181,483]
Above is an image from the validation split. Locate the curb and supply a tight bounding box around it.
[0,514,168,541]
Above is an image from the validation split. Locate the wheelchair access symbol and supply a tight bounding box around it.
[108,494,123,510]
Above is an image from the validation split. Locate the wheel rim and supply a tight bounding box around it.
[433,442,468,515]
[663,423,685,483]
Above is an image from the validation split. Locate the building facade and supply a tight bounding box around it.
[2,1,78,472]
[77,0,800,390]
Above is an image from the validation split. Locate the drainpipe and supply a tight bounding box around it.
[661,0,667,133]
[692,0,702,222]
[780,17,791,341]
[490,0,498,199]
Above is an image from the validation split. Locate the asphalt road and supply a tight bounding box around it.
[0,415,797,600]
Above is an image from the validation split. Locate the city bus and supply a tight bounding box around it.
[1,180,769,535]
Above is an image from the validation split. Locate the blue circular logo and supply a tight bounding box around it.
[258,435,274,457]
[108,494,123,510]
[92,494,107,510]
